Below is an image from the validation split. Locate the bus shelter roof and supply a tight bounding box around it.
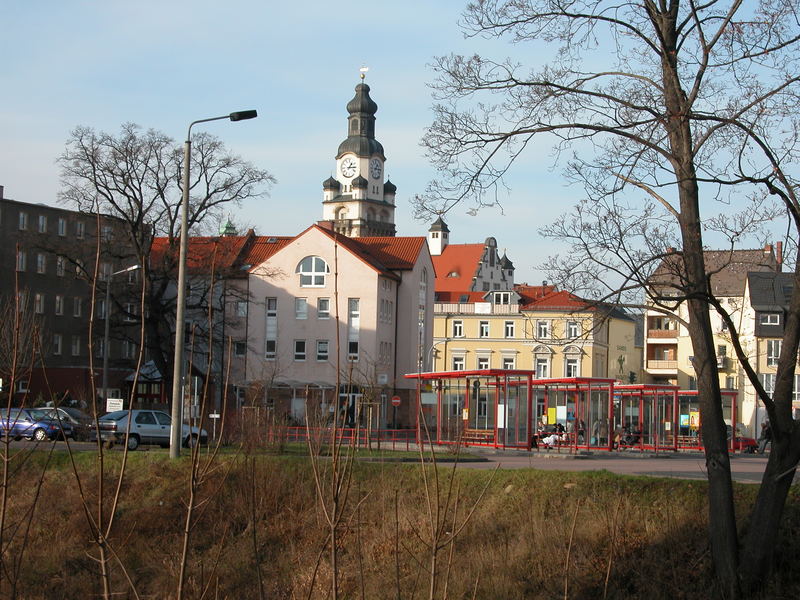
[404,369,616,385]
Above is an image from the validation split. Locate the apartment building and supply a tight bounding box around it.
[0,186,138,405]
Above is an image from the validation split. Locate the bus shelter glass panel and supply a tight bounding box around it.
[588,389,611,448]
[439,380,465,443]
[655,392,676,449]
[499,377,528,448]
[467,378,494,432]
[678,393,702,448]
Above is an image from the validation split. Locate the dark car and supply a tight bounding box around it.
[33,407,94,441]
[0,408,73,441]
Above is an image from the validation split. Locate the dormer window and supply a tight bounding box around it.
[760,313,780,325]
[494,291,511,305]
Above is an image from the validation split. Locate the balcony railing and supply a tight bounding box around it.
[647,329,678,338]
[646,359,678,370]
[434,302,520,315]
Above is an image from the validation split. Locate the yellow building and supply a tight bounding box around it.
[431,285,641,381]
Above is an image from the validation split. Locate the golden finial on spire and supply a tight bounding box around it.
[359,65,369,80]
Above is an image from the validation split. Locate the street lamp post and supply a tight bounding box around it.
[170,110,258,459]
[102,264,141,407]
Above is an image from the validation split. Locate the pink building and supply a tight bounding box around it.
[238,224,433,427]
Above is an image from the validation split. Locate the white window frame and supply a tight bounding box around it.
[71,335,80,356]
[236,301,248,318]
[15,250,26,272]
[565,357,580,378]
[477,356,490,370]
[294,339,306,361]
[537,320,550,338]
[55,295,64,316]
[73,297,82,318]
[316,339,329,362]
[265,297,277,360]
[502,356,515,370]
[295,297,308,320]
[296,256,329,287]
[504,321,515,338]
[535,357,549,378]
[318,297,330,319]
[36,253,46,274]
[760,313,780,325]
[76,221,85,239]
[767,339,782,367]
[34,293,44,314]
[53,333,62,356]
[567,321,580,338]
[479,321,489,338]
[56,256,65,277]
[58,218,66,236]
[452,356,465,371]
[452,320,464,338]
[18,212,28,231]
[38,215,47,233]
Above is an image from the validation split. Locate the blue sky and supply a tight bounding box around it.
[0,1,616,285]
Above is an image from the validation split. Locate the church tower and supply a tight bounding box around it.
[321,74,397,237]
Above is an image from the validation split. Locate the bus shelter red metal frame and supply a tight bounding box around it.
[613,384,680,452]
[404,370,617,452]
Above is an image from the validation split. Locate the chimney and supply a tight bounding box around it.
[776,241,783,272]
[0,185,4,199]
[764,243,773,255]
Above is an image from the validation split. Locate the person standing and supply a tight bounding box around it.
[757,421,772,454]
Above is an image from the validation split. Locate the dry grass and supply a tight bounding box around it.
[2,451,799,599]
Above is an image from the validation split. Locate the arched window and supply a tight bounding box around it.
[337,207,347,220]
[296,256,330,287]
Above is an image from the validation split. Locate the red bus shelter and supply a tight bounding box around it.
[405,370,616,451]
[677,390,744,452]
[613,384,680,451]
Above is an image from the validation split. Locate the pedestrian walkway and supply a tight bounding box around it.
[458,447,785,484]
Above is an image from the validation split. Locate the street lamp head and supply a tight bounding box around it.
[229,110,257,122]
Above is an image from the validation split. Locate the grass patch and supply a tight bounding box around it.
[0,450,796,599]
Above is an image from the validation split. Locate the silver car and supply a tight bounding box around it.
[96,409,208,451]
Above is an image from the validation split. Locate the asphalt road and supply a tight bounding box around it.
[459,448,790,484]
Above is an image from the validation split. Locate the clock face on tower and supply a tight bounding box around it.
[340,157,357,178]
[369,158,382,179]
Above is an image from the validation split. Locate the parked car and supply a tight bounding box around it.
[31,407,94,441]
[95,410,207,451]
[0,408,73,441]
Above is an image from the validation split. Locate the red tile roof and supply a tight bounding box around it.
[515,284,557,305]
[520,289,591,311]
[431,244,485,293]
[312,226,427,276]
[240,236,294,267]
[435,291,487,303]
[152,225,427,279]
[151,234,254,273]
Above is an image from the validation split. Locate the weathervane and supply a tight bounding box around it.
[359,65,369,80]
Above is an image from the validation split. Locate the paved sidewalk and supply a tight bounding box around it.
[458,448,789,484]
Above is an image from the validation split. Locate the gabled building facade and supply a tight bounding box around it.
[241,225,433,426]
[428,219,640,381]
[644,244,785,434]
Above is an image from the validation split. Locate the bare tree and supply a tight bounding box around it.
[419,1,800,595]
[57,123,275,394]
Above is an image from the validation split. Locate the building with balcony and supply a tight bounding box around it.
[643,244,784,434]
